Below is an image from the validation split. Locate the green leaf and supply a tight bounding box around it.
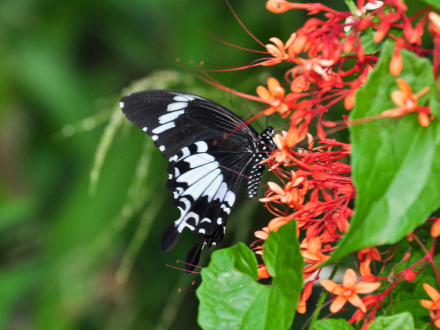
[329,40,440,261]
[430,76,440,117]
[263,220,304,328]
[420,0,440,10]
[361,33,381,55]
[368,312,414,330]
[313,319,354,330]
[197,221,303,330]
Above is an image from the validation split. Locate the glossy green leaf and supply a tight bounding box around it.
[263,220,303,328]
[313,319,354,330]
[420,0,440,9]
[197,221,303,330]
[329,40,440,261]
[369,312,414,330]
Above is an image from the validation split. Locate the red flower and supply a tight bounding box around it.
[256,77,290,117]
[421,283,440,328]
[321,269,381,313]
[358,247,381,277]
[379,78,431,127]
[431,218,440,238]
[264,34,296,66]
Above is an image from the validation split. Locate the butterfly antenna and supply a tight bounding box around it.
[225,0,265,48]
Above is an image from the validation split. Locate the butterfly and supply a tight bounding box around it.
[120,90,275,271]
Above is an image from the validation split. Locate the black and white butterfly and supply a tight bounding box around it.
[120,90,275,271]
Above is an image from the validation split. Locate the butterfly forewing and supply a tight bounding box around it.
[120,90,257,158]
[120,90,273,270]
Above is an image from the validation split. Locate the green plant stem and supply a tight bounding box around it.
[309,259,342,328]
[344,0,358,15]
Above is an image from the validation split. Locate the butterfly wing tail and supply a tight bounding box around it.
[161,223,181,251]
[184,225,225,272]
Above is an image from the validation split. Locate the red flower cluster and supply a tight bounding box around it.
[200,0,440,326]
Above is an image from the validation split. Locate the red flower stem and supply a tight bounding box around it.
[415,235,440,286]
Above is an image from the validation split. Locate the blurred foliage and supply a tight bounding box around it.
[0,0,305,329]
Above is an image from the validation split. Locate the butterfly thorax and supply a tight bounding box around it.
[245,126,275,199]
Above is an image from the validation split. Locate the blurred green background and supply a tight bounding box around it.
[1,0,427,329]
[0,1,307,329]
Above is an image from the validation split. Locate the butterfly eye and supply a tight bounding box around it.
[120,90,274,271]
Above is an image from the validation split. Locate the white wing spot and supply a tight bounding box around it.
[214,182,228,202]
[221,204,231,215]
[195,141,208,153]
[174,95,195,102]
[159,110,184,124]
[203,175,223,202]
[175,147,190,162]
[225,191,236,206]
[159,145,166,152]
[185,153,216,168]
[167,102,188,112]
[142,127,148,132]
[177,163,219,185]
[177,212,199,232]
[152,122,175,134]
[119,101,124,109]
[181,169,221,200]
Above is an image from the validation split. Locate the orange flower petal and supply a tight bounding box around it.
[258,266,271,279]
[396,78,412,98]
[267,181,285,195]
[354,282,381,294]
[268,37,285,52]
[266,0,291,14]
[321,279,338,292]
[256,86,272,102]
[431,219,440,238]
[268,217,289,231]
[390,51,403,76]
[267,77,281,94]
[266,44,283,58]
[342,269,358,288]
[424,283,440,302]
[348,294,367,313]
[391,90,406,107]
[429,12,440,34]
[420,299,434,310]
[254,230,268,240]
[296,299,307,314]
[418,112,430,127]
[285,33,297,49]
[330,296,347,313]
